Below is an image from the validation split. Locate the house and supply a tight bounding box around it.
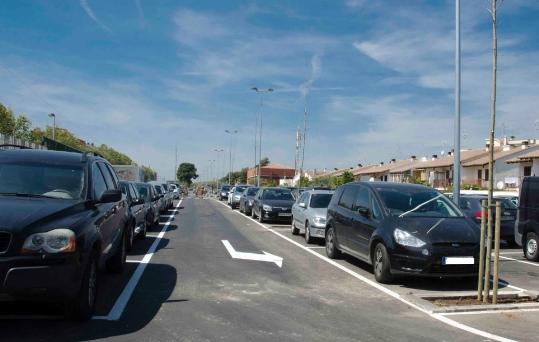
[247,164,295,184]
[506,148,539,180]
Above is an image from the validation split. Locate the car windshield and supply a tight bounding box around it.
[263,189,294,201]
[235,186,247,193]
[135,184,149,200]
[221,186,230,192]
[377,187,463,218]
[246,187,259,196]
[498,197,518,210]
[310,194,333,208]
[154,186,163,194]
[0,162,84,200]
[162,184,168,191]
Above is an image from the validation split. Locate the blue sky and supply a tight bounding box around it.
[0,0,538,181]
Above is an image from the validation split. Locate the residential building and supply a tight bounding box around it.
[247,164,295,184]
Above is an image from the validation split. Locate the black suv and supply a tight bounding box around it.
[326,182,479,283]
[516,176,539,261]
[0,149,128,320]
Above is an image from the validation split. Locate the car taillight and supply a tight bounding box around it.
[474,210,484,221]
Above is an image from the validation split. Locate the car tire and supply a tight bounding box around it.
[258,210,265,223]
[252,207,257,219]
[65,252,98,321]
[524,232,539,261]
[126,221,135,252]
[106,231,126,274]
[325,226,341,259]
[373,243,393,284]
[305,221,313,244]
[137,220,147,239]
[291,217,299,235]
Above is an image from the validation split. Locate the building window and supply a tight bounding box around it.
[524,166,532,177]
[484,169,489,181]
[477,169,482,180]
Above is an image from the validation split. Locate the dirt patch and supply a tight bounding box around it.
[425,294,538,306]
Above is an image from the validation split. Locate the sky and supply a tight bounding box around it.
[0,0,538,181]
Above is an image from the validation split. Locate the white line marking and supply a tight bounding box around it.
[212,199,516,342]
[307,246,326,249]
[126,259,142,263]
[441,307,539,316]
[500,255,539,267]
[221,240,283,267]
[93,199,183,321]
[499,251,523,255]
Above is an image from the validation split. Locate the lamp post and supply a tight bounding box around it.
[251,87,273,187]
[452,0,461,206]
[214,148,224,191]
[225,130,238,185]
[48,113,56,141]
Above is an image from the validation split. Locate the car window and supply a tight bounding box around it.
[246,187,259,196]
[377,187,462,218]
[262,188,294,201]
[119,182,129,196]
[135,184,149,200]
[92,163,108,199]
[154,186,163,194]
[129,184,138,200]
[459,198,471,210]
[298,192,308,204]
[98,163,116,190]
[0,161,85,200]
[338,186,356,210]
[353,186,369,211]
[310,193,333,208]
[104,163,119,188]
[523,179,539,208]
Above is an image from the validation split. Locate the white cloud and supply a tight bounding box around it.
[79,0,112,33]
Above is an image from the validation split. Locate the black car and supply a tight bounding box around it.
[252,187,295,223]
[458,195,517,246]
[325,182,479,283]
[135,182,160,227]
[219,185,231,201]
[239,186,259,215]
[119,181,148,248]
[0,149,128,320]
[516,176,539,261]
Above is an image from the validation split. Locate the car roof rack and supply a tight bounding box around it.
[81,150,104,162]
[0,144,33,150]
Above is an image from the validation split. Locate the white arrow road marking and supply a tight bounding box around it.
[221,240,283,268]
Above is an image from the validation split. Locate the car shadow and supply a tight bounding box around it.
[0,263,180,341]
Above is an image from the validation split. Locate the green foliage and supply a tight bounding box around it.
[298,176,312,187]
[260,157,270,167]
[177,163,198,186]
[141,165,157,182]
[0,103,15,136]
[220,167,248,185]
[410,177,427,185]
[93,144,132,165]
[13,115,32,141]
[262,179,278,187]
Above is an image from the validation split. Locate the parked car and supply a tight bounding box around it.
[0,149,128,320]
[160,183,173,209]
[292,190,334,243]
[326,182,480,283]
[515,176,539,261]
[239,187,260,215]
[119,181,148,247]
[134,182,160,227]
[229,185,249,209]
[252,187,295,223]
[219,185,231,201]
[457,195,518,246]
[169,184,181,199]
[151,183,167,213]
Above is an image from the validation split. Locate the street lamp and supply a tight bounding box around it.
[214,148,224,190]
[225,129,238,185]
[251,87,273,187]
[48,113,56,141]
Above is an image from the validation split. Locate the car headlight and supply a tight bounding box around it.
[263,205,272,211]
[234,195,241,200]
[22,229,76,254]
[221,192,226,196]
[313,217,326,225]
[393,228,426,248]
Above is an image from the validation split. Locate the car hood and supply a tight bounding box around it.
[393,216,479,244]
[263,199,295,208]
[0,196,86,233]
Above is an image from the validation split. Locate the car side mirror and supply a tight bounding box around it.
[357,206,371,218]
[299,202,306,208]
[98,189,122,203]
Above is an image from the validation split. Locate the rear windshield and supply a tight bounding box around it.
[246,187,259,196]
[235,186,248,193]
[135,183,150,200]
[162,184,168,191]
[154,186,163,194]
[377,187,463,218]
[263,189,294,201]
[310,193,333,208]
[221,186,231,191]
[0,162,85,200]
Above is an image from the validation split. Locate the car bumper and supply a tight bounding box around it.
[390,245,479,277]
[263,210,293,222]
[307,224,326,238]
[0,254,82,301]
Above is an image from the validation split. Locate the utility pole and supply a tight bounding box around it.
[299,94,308,190]
[214,148,224,190]
[452,0,461,206]
[225,130,238,185]
[252,87,273,187]
[175,145,178,182]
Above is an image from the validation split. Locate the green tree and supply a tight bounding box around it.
[177,163,198,186]
[260,157,270,167]
[298,176,312,187]
[0,103,15,136]
[13,115,32,140]
[142,165,157,182]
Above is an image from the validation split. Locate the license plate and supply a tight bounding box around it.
[501,216,514,221]
[278,213,292,217]
[442,257,474,265]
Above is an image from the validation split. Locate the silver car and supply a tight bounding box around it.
[291,190,334,243]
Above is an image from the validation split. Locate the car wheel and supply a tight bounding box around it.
[291,217,299,235]
[373,243,393,284]
[252,207,257,219]
[258,210,265,223]
[137,220,147,239]
[325,226,341,259]
[107,231,126,273]
[524,232,539,261]
[65,252,98,321]
[126,221,135,252]
[305,221,313,244]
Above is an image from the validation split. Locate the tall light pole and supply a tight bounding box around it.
[251,87,273,187]
[48,113,56,141]
[225,129,238,185]
[214,148,224,191]
[452,0,461,206]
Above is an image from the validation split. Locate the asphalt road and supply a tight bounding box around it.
[0,196,537,341]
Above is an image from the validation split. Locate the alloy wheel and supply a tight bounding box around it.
[527,237,538,256]
[374,247,384,276]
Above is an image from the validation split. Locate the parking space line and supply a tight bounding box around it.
[212,199,516,342]
[307,246,325,249]
[126,259,142,263]
[500,255,539,268]
[440,307,539,316]
[499,251,523,255]
[93,199,183,321]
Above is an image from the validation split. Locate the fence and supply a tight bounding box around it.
[0,134,47,150]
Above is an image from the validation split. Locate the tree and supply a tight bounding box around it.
[260,157,270,167]
[0,103,15,136]
[177,163,198,186]
[13,115,32,141]
[142,165,157,182]
[299,176,312,187]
